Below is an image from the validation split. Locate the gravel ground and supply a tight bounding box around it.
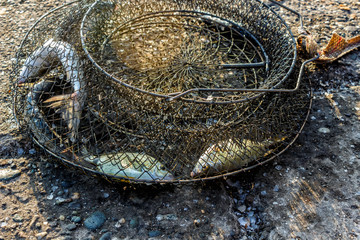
[0,0,359,240]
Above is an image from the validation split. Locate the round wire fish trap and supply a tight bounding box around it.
[11,0,316,184]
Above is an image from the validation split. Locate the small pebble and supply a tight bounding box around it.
[35,232,47,239]
[260,191,267,196]
[71,192,80,200]
[65,223,77,231]
[84,211,106,230]
[238,217,250,228]
[35,222,42,229]
[156,214,178,221]
[13,214,23,222]
[59,215,65,221]
[68,202,81,210]
[318,127,330,134]
[345,26,358,32]
[129,218,139,228]
[99,232,111,240]
[237,205,246,213]
[46,193,54,200]
[17,148,24,156]
[57,191,64,196]
[148,230,162,238]
[71,216,81,223]
[55,197,72,205]
[193,219,201,226]
[29,149,36,155]
[275,165,282,171]
[61,181,73,188]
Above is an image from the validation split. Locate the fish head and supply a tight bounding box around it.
[190,159,211,178]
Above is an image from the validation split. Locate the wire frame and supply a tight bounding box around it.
[80,0,297,103]
[11,0,311,184]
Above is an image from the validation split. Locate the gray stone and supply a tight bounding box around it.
[148,230,162,238]
[29,149,36,155]
[0,169,20,181]
[13,214,23,222]
[345,26,358,33]
[68,202,81,210]
[237,205,246,213]
[156,214,178,221]
[65,224,77,231]
[318,127,330,134]
[70,216,81,223]
[84,211,106,230]
[17,148,24,156]
[275,165,282,171]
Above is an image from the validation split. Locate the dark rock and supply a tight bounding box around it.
[70,216,81,223]
[148,230,162,237]
[84,211,106,230]
[61,181,73,188]
[68,202,82,210]
[129,218,139,228]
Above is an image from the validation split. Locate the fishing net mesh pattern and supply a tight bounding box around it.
[11,0,312,183]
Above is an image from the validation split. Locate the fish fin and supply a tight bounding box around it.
[44,94,72,104]
[321,33,346,56]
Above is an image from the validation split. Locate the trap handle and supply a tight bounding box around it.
[166,53,319,102]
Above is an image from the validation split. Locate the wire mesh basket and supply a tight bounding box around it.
[11,0,317,183]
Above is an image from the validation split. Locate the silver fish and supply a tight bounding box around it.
[191,138,283,178]
[19,38,86,142]
[83,151,174,181]
[24,80,59,146]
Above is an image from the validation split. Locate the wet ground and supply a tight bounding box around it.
[0,0,359,239]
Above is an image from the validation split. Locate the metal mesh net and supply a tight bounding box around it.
[11,0,312,183]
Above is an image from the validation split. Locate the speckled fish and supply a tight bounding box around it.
[19,38,86,142]
[83,151,174,181]
[191,138,282,178]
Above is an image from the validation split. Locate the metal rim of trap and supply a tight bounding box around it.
[80,0,300,104]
